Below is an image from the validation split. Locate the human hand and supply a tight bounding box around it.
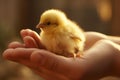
[3,29,120,80]
[4,29,86,80]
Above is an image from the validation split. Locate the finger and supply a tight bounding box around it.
[20,29,45,49]
[3,48,41,69]
[20,29,32,38]
[30,50,71,75]
[3,48,67,80]
[23,36,38,48]
[8,41,25,48]
[3,48,37,61]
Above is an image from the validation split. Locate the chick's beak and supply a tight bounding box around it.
[36,23,46,28]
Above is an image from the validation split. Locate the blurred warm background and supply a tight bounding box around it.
[0,0,120,80]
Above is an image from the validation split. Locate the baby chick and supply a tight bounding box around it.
[36,9,85,57]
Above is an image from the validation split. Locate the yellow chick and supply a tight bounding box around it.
[36,9,85,57]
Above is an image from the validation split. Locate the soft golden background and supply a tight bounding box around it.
[0,0,120,80]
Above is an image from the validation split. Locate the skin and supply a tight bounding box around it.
[2,29,120,80]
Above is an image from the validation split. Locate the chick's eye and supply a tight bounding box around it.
[46,22,51,25]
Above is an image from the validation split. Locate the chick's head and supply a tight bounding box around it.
[36,9,68,31]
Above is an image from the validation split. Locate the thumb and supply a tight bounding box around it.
[30,50,70,74]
